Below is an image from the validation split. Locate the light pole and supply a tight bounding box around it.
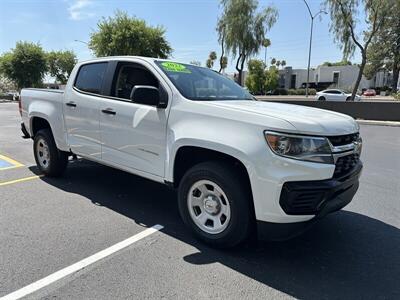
[74,39,89,45]
[302,0,327,97]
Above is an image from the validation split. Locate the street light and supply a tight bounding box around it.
[302,0,327,97]
[74,39,89,45]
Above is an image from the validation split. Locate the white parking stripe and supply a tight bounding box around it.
[0,225,164,300]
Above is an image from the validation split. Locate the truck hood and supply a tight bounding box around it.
[205,100,359,135]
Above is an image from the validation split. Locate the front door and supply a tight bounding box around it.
[99,61,169,177]
[64,62,108,158]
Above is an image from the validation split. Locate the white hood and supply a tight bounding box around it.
[205,100,359,136]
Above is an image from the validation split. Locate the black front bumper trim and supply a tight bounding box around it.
[279,162,362,216]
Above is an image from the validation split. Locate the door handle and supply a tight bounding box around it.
[66,101,77,107]
[101,108,116,115]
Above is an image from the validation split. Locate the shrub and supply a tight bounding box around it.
[287,88,316,95]
[272,88,288,95]
[393,92,400,100]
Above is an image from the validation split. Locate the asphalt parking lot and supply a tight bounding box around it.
[0,102,399,299]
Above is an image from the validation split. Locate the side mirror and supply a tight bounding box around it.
[130,85,166,107]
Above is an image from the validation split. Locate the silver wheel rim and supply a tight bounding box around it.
[36,138,50,169]
[187,180,231,234]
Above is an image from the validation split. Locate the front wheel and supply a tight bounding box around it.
[318,96,326,101]
[178,161,253,248]
[33,129,68,177]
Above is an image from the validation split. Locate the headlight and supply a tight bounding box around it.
[264,132,333,164]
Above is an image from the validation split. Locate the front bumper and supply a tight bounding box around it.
[257,162,362,240]
[279,162,362,216]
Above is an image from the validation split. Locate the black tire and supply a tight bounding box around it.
[318,96,326,101]
[346,96,352,101]
[178,161,253,248]
[33,129,68,177]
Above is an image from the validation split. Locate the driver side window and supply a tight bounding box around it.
[113,64,159,100]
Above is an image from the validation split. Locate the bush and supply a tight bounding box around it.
[393,92,400,100]
[272,88,288,95]
[287,88,316,95]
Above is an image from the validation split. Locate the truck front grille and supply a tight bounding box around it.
[328,133,359,146]
[334,153,360,178]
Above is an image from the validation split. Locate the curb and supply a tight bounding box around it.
[357,120,400,127]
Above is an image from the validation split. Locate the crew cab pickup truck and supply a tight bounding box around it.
[20,56,363,247]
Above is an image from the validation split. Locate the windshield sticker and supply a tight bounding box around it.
[161,62,191,73]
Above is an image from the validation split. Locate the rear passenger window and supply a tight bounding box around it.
[74,63,107,94]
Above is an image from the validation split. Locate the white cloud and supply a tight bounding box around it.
[68,0,95,20]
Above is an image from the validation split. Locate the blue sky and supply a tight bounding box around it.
[0,0,363,72]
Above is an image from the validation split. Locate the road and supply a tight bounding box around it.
[0,102,399,299]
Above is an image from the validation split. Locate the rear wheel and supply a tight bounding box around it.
[178,161,253,248]
[33,129,68,177]
[346,96,352,101]
[318,96,326,101]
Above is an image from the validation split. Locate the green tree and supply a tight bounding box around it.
[265,65,279,91]
[276,60,281,69]
[206,51,217,68]
[245,59,266,94]
[217,19,227,73]
[271,57,276,65]
[220,56,228,72]
[322,60,352,66]
[218,0,278,86]
[262,38,271,66]
[325,0,391,100]
[0,41,47,90]
[281,60,286,68]
[47,50,77,84]
[364,0,400,90]
[89,11,172,58]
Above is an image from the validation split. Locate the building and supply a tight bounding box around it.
[278,65,397,91]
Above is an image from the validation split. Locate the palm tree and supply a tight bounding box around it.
[281,60,286,69]
[276,60,281,69]
[263,38,271,67]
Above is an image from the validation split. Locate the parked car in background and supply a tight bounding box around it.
[316,89,361,101]
[363,89,376,96]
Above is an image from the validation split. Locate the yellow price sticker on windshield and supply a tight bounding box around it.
[161,62,191,73]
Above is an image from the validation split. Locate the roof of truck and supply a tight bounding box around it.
[77,56,173,65]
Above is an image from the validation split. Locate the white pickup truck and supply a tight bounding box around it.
[20,56,363,247]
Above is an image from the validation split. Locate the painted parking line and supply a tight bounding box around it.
[0,224,164,300]
[0,175,43,187]
[0,154,24,171]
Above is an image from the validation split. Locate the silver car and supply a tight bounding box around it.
[316,89,361,101]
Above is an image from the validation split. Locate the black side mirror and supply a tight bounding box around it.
[130,85,165,107]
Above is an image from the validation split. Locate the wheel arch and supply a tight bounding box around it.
[171,145,252,188]
[30,116,52,137]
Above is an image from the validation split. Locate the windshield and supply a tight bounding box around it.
[155,61,253,101]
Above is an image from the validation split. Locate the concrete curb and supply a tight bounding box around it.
[357,120,400,127]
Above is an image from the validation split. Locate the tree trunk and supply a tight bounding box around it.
[392,59,399,91]
[236,53,246,86]
[219,37,225,73]
[235,54,242,85]
[352,53,367,100]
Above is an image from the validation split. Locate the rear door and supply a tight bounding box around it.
[64,62,108,158]
[98,60,170,178]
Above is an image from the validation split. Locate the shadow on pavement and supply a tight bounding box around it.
[31,160,400,299]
